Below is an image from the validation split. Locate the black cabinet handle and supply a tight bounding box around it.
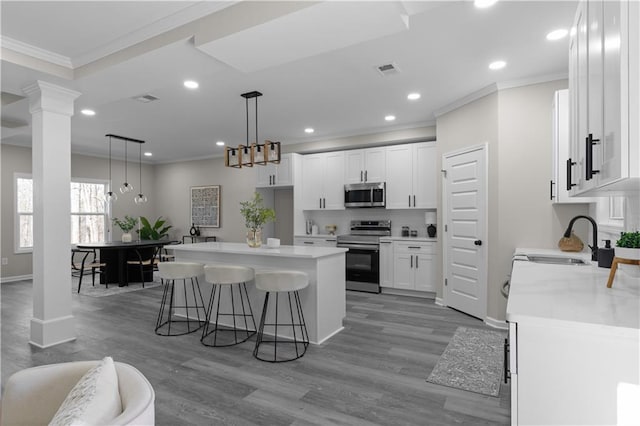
[408,246,421,249]
[413,195,416,207]
[415,255,419,268]
[550,180,555,200]
[474,240,482,246]
[323,198,326,209]
[319,198,322,209]
[303,241,314,245]
[408,195,411,207]
[360,170,363,182]
[410,255,413,268]
[586,134,600,180]
[504,338,510,384]
[566,158,577,191]
[365,170,368,182]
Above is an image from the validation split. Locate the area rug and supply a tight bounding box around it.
[426,326,505,397]
[73,278,161,297]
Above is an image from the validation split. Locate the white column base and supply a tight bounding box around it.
[29,315,76,348]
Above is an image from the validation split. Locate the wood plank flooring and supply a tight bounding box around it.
[1,280,510,425]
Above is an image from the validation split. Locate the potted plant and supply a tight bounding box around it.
[112,215,137,242]
[137,216,172,240]
[615,231,640,260]
[239,192,275,247]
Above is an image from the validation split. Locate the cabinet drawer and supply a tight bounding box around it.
[394,242,435,254]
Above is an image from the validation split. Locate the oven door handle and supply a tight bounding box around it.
[337,244,379,252]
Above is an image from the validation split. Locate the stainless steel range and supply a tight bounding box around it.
[337,220,391,293]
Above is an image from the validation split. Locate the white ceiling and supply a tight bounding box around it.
[1,1,578,163]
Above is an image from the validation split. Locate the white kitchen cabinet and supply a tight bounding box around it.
[391,241,436,292]
[301,152,345,210]
[550,90,596,203]
[379,240,393,288]
[386,142,437,209]
[293,236,338,247]
[255,153,296,187]
[344,147,386,184]
[568,0,639,195]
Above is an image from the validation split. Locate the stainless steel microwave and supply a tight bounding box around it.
[344,182,385,208]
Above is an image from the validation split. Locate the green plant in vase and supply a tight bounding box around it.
[239,192,275,247]
[137,216,172,240]
[112,215,137,242]
[615,231,640,260]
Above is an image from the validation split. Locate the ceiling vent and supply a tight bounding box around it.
[376,62,400,76]
[132,94,159,103]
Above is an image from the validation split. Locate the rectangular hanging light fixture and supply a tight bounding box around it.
[225,90,282,168]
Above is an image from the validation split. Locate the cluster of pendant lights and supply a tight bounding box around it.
[224,91,281,168]
[105,134,148,205]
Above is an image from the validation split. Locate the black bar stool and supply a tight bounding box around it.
[253,270,309,362]
[201,265,256,347]
[156,262,207,336]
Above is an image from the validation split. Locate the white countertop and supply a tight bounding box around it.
[507,248,640,334]
[171,242,347,259]
[380,236,437,242]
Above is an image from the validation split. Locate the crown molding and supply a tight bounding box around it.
[434,83,498,118]
[1,36,72,69]
[496,72,568,90]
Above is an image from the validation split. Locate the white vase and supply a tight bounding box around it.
[122,232,132,243]
[615,247,640,260]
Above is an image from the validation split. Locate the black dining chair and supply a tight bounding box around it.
[71,249,106,293]
[126,246,160,287]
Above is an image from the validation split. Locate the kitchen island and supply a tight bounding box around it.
[169,242,347,344]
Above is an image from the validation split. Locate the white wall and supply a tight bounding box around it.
[437,80,591,322]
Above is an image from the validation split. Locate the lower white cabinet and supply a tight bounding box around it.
[293,236,337,247]
[381,240,436,292]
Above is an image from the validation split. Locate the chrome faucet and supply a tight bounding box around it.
[563,215,598,261]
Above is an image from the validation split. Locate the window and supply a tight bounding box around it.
[15,175,109,252]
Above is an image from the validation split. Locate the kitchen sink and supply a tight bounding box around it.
[525,255,588,265]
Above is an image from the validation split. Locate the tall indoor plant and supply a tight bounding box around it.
[137,216,172,240]
[239,192,275,247]
[112,215,137,242]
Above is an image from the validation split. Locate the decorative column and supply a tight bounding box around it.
[23,81,81,348]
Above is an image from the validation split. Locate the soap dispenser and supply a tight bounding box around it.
[598,240,614,269]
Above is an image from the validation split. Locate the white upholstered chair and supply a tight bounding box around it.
[0,360,155,426]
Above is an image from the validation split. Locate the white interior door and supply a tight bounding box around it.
[442,145,487,320]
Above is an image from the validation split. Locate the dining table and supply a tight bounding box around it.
[76,240,177,287]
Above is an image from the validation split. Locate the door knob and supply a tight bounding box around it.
[474,240,482,246]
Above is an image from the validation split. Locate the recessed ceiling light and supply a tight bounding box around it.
[489,60,506,70]
[546,29,569,41]
[385,115,396,122]
[474,0,498,9]
[183,80,199,89]
[81,109,96,116]
[144,152,153,157]
[407,93,421,100]
[216,141,225,146]
[304,128,314,134]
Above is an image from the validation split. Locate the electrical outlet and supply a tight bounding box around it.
[1,258,8,265]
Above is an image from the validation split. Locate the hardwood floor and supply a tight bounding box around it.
[1,280,510,425]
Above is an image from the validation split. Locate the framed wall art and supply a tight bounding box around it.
[190,185,220,228]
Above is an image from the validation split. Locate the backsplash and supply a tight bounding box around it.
[303,209,437,238]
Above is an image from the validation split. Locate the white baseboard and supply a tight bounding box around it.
[484,316,508,330]
[380,288,435,299]
[1,274,33,283]
[435,297,445,306]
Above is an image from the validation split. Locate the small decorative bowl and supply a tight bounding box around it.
[325,225,337,235]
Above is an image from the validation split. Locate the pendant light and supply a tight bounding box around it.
[134,143,148,205]
[119,139,134,194]
[105,135,118,203]
[225,90,281,168]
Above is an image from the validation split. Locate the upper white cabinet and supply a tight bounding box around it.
[344,148,386,184]
[301,151,345,210]
[568,0,639,195]
[255,153,298,188]
[385,142,437,209]
[551,90,596,203]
